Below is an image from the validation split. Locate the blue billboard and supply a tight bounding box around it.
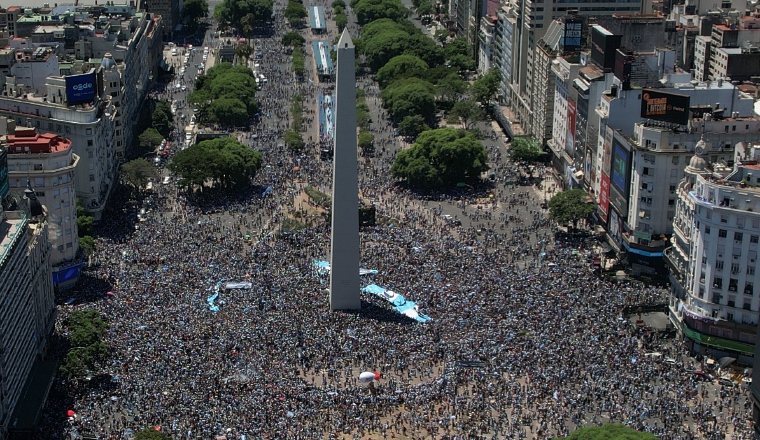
[610,139,629,194]
[66,70,96,104]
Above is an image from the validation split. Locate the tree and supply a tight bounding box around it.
[152,101,173,137]
[291,46,306,77]
[358,131,374,151]
[353,0,407,24]
[381,78,436,124]
[399,115,428,138]
[332,0,346,7]
[284,129,305,150]
[508,137,545,162]
[547,189,595,228]
[470,68,501,104]
[448,99,484,129]
[435,73,467,105]
[76,203,94,237]
[135,430,173,440]
[138,127,164,151]
[169,137,263,190]
[284,0,308,27]
[358,19,443,71]
[391,128,489,188]
[434,28,450,45]
[79,235,96,256]
[376,54,428,89]
[335,13,348,31]
[416,0,434,16]
[60,310,109,379]
[214,0,273,29]
[210,98,250,127]
[236,43,253,62]
[190,63,259,124]
[121,158,158,190]
[282,31,306,48]
[183,0,209,24]
[557,424,659,440]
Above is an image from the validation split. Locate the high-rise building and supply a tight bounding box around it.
[667,144,760,364]
[3,123,79,266]
[139,0,181,38]
[0,181,55,440]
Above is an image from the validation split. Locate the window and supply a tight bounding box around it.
[670,185,676,192]
[86,128,92,135]
[87,140,93,146]
[731,263,740,274]
[66,242,73,248]
[716,260,724,270]
[744,300,752,310]
[745,283,754,295]
[714,277,723,288]
[721,215,728,223]
[705,226,711,234]
[88,151,94,159]
[748,266,756,276]
[751,235,758,243]
[728,296,736,307]
[33,164,42,171]
[57,245,64,252]
[702,256,708,264]
[712,292,722,303]
[735,232,744,241]
[719,229,727,237]
[89,174,95,182]
[730,278,739,292]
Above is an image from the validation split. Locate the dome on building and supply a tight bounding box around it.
[101,52,116,70]
[24,181,44,218]
[684,137,709,175]
[688,154,708,171]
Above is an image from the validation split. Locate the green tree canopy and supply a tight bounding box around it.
[357,18,443,71]
[284,129,305,150]
[282,31,306,47]
[509,137,545,162]
[168,137,262,189]
[189,63,259,125]
[284,0,308,26]
[448,99,484,129]
[399,114,429,138]
[134,430,173,440]
[391,127,489,188]
[470,68,501,104]
[121,158,158,190]
[416,0,434,16]
[332,0,346,7]
[353,0,407,24]
[183,0,209,23]
[548,188,596,228]
[556,424,659,440]
[236,43,253,61]
[381,77,436,124]
[335,13,348,31]
[435,73,467,105]
[60,310,109,379]
[214,0,273,29]
[138,127,164,151]
[152,100,173,137]
[376,54,428,88]
[358,130,375,151]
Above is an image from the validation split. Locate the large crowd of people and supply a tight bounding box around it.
[34,0,756,439]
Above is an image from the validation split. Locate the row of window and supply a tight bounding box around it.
[707,227,760,243]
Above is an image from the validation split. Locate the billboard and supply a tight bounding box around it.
[602,126,613,177]
[599,173,610,222]
[590,26,622,70]
[610,138,630,194]
[0,148,8,199]
[563,17,583,52]
[614,49,634,90]
[66,70,96,104]
[610,185,628,217]
[640,89,691,125]
[565,100,576,156]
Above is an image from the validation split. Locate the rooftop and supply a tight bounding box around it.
[0,212,27,270]
[5,127,72,154]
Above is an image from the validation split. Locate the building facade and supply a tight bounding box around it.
[4,124,78,265]
[667,146,760,364]
[0,191,54,440]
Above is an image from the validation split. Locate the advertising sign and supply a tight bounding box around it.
[0,148,8,199]
[590,26,622,70]
[610,185,628,217]
[566,100,577,156]
[66,70,96,104]
[602,126,613,176]
[640,88,691,125]
[563,17,583,52]
[599,173,610,222]
[614,49,634,90]
[610,138,630,194]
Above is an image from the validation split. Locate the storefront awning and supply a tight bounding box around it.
[682,324,754,355]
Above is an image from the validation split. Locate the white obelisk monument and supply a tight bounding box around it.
[329,30,361,310]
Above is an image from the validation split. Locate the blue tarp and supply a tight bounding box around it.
[362,284,432,322]
[312,41,334,75]
[309,6,326,30]
[52,262,83,285]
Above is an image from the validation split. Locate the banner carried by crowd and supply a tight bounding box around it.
[362,284,432,323]
[313,260,378,277]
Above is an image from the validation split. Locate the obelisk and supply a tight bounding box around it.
[329,29,361,310]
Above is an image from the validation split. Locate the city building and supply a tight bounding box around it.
[139,0,181,37]
[3,123,79,266]
[478,15,496,72]
[693,17,760,82]
[0,179,55,440]
[667,143,760,364]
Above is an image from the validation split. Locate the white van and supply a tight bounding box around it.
[171,48,178,56]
